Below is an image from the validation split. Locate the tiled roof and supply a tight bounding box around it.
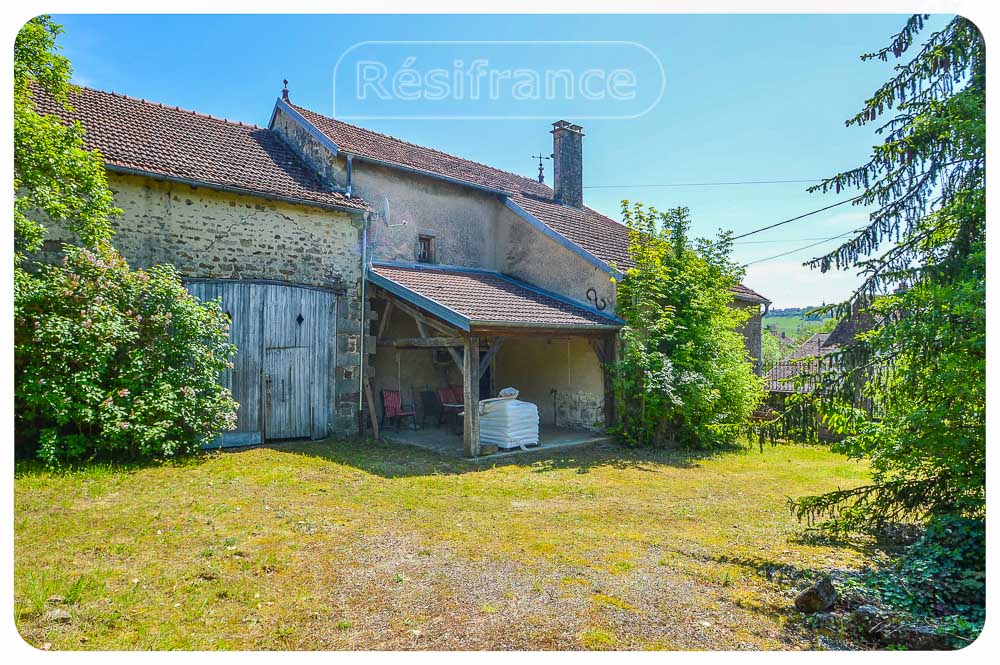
[369,263,622,330]
[288,102,767,303]
[824,309,877,347]
[765,333,836,393]
[31,86,371,212]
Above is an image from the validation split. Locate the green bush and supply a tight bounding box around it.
[611,203,765,448]
[848,516,985,648]
[15,245,238,465]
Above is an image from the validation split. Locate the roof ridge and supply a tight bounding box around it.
[70,84,265,130]
[291,102,550,194]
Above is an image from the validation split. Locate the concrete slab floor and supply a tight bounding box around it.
[380,423,614,460]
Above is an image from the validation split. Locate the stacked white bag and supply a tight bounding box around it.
[479,390,539,450]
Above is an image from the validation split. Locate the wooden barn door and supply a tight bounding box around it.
[186,280,336,446]
[260,284,334,441]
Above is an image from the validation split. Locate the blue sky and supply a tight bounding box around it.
[50,13,949,308]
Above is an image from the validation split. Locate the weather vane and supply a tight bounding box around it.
[532,152,551,184]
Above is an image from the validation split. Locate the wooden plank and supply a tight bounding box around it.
[377,336,463,348]
[414,317,463,370]
[463,336,481,457]
[377,300,394,339]
[478,338,503,381]
[590,337,607,364]
[383,293,463,337]
[363,375,380,439]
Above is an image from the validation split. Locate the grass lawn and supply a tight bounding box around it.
[15,439,876,650]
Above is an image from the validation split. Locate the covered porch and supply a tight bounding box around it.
[364,261,623,457]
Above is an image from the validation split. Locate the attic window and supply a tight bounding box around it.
[417,235,435,263]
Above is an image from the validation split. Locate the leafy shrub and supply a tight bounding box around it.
[844,516,985,648]
[610,203,765,448]
[15,245,238,465]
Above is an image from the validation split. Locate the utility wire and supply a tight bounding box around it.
[743,230,859,267]
[735,235,859,245]
[583,178,823,189]
[727,196,863,243]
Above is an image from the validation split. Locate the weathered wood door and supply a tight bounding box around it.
[186,280,337,447]
[263,347,311,439]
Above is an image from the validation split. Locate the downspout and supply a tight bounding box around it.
[348,152,367,431]
[358,210,369,429]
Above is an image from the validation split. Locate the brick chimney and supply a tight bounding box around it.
[551,120,584,208]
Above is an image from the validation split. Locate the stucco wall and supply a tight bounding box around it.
[493,337,605,431]
[348,161,503,270]
[37,172,366,432]
[496,208,617,316]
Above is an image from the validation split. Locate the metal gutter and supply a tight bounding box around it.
[469,320,622,331]
[105,164,369,216]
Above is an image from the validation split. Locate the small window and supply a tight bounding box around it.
[417,235,434,263]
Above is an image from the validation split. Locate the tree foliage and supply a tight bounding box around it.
[611,203,765,448]
[15,247,239,465]
[13,17,239,465]
[14,15,117,261]
[790,15,985,530]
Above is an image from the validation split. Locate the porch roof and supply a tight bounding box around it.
[368,262,623,333]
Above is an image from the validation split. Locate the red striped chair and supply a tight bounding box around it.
[437,386,463,429]
[380,389,416,430]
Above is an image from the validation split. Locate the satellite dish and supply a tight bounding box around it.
[374,194,407,228]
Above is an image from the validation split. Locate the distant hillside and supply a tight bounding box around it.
[763,306,838,345]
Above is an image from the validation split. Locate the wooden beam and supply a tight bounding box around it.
[376,300,394,339]
[377,336,463,348]
[382,292,463,337]
[590,337,607,364]
[477,337,503,381]
[414,318,463,369]
[362,376,380,440]
[463,336,481,457]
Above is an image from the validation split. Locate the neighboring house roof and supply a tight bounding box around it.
[283,101,768,304]
[31,86,371,214]
[368,262,623,332]
[824,309,877,347]
[765,332,836,393]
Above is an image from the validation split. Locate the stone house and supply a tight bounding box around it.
[33,83,769,455]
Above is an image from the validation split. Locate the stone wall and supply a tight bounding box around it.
[38,172,367,433]
[733,300,764,374]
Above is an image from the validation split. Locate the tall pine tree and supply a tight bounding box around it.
[791,16,985,529]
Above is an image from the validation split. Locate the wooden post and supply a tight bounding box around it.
[463,336,480,457]
[362,376,380,440]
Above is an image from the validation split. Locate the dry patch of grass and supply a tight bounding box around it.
[14,439,872,650]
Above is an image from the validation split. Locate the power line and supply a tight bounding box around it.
[735,235,858,245]
[725,196,863,243]
[743,230,859,267]
[583,178,823,189]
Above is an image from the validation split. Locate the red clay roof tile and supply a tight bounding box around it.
[31,86,371,213]
[370,263,621,329]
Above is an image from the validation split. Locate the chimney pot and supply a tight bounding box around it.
[551,120,584,208]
